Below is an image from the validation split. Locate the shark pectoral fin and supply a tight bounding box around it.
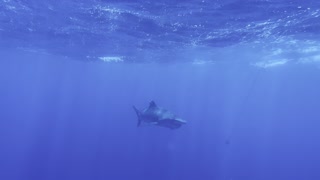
[133,106,142,127]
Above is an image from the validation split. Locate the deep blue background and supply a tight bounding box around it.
[1,50,320,180]
[1,0,320,180]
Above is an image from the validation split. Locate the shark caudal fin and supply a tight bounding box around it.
[133,106,142,127]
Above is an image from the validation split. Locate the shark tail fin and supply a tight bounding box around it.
[133,106,142,127]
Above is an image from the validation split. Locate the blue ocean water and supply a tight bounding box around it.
[1,0,320,180]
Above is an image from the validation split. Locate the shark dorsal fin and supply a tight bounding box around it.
[149,101,157,109]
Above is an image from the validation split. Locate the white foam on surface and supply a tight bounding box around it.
[253,59,288,68]
[99,56,124,62]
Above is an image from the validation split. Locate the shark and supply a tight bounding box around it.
[133,101,186,129]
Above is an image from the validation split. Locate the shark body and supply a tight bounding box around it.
[133,101,186,129]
